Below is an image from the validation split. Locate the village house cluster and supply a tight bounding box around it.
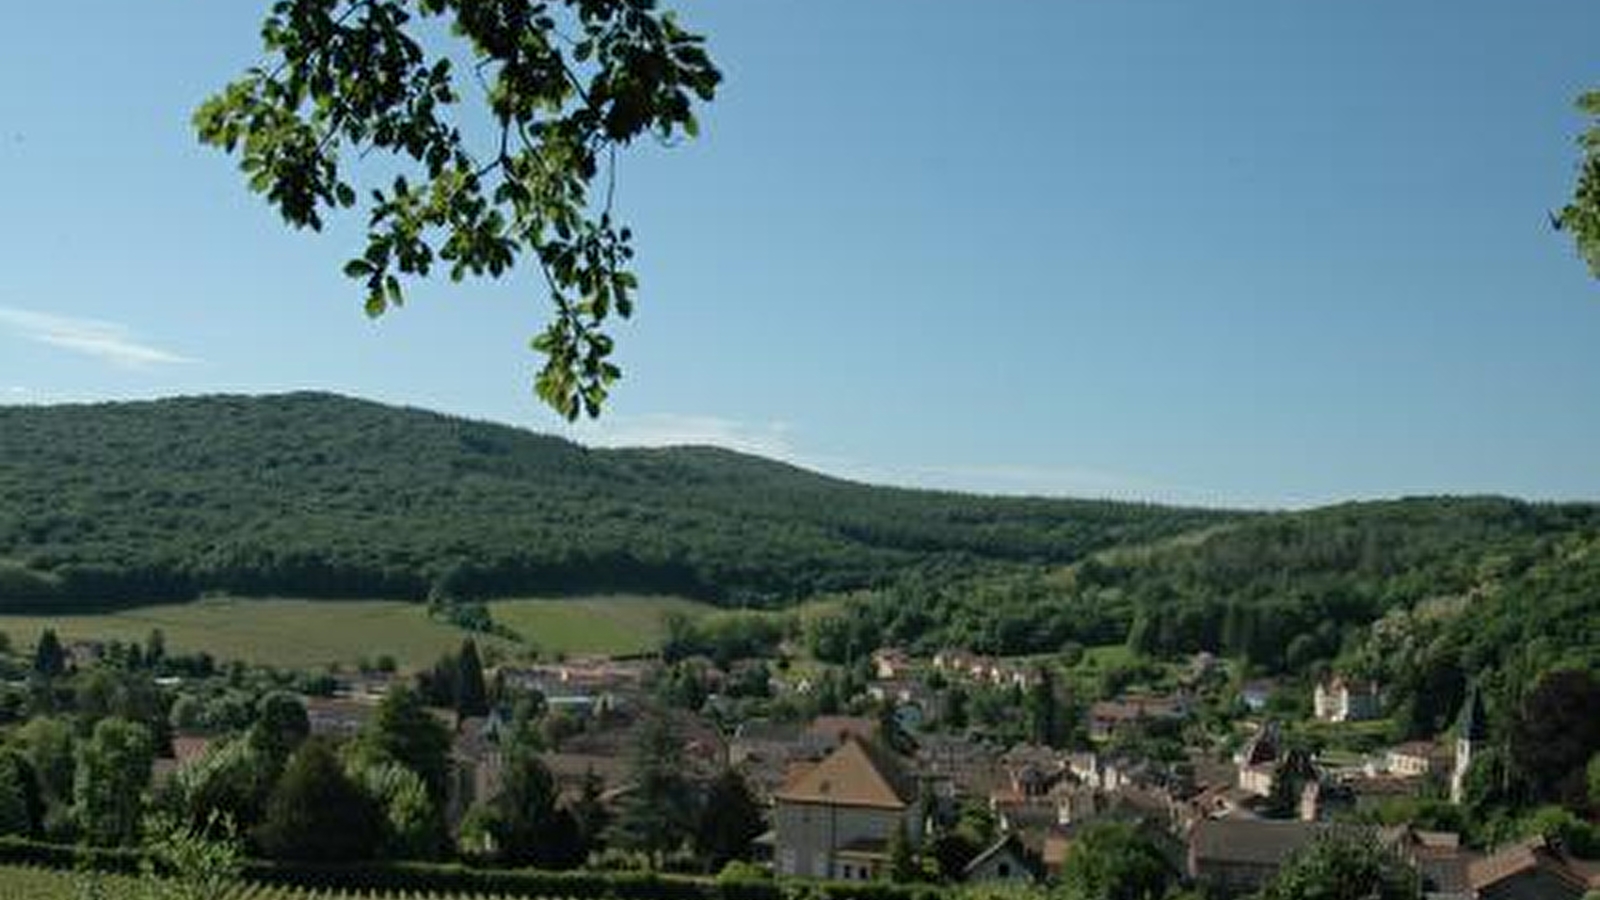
[135,642,1600,899]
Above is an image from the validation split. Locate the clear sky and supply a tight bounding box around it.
[1,2,1597,509]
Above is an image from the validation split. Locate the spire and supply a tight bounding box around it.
[1458,685,1488,742]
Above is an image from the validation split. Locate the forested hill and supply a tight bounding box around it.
[0,392,1234,609]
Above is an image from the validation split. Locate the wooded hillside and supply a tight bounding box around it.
[0,393,1230,609]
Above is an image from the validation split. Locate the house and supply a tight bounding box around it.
[1088,693,1189,742]
[865,680,935,732]
[1342,773,1424,810]
[1239,680,1276,713]
[1313,676,1382,723]
[1234,722,1282,797]
[799,716,880,759]
[63,639,105,670]
[1042,832,1072,878]
[304,696,376,739]
[872,648,913,680]
[498,659,649,698]
[1000,744,1068,795]
[866,679,933,709]
[772,736,923,881]
[1468,837,1600,900]
[964,834,1040,884]
[993,796,1066,835]
[1188,819,1327,894]
[932,649,981,674]
[449,713,509,825]
[929,650,1037,689]
[1187,652,1221,684]
[150,735,215,788]
[544,752,629,798]
[336,672,395,701]
[916,734,1006,800]
[1384,741,1450,779]
[1067,751,1102,787]
[1386,827,1477,900]
[730,720,801,764]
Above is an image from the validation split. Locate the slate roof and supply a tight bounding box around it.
[1238,722,1281,766]
[773,736,916,810]
[805,716,880,744]
[1190,819,1328,868]
[1467,838,1595,895]
[964,834,1040,881]
[735,720,804,745]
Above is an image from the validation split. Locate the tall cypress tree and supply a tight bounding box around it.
[456,639,489,720]
[32,629,65,679]
[1027,668,1061,748]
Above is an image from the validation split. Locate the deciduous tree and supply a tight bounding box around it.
[355,684,453,802]
[72,717,155,847]
[258,737,383,862]
[1057,822,1174,900]
[248,691,310,770]
[1510,669,1600,809]
[1261,831,1420,900]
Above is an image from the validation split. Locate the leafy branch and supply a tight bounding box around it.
[195,0,720,418]
[1556,90,1600,279]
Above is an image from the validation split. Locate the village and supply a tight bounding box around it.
[138,636,1591,900]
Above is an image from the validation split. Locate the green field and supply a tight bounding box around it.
[0,595,714,671]
[487,595,714,658]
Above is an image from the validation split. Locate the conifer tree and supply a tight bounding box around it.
[456,638,490,720]
[32,629,65,679]
[694,768,765,870]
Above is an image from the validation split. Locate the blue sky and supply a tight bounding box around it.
[1,2,1597,509]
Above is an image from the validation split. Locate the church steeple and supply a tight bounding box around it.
[1459,686,1488,742]
[1451,685,1487,804]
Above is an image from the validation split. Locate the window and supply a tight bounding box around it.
[999,862,1011,878]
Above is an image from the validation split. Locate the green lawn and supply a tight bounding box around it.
[0,594,716,671]
[489,594,715,658]
[1079,643,1137,669]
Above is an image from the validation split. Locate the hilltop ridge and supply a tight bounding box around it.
[0,392,1232,609]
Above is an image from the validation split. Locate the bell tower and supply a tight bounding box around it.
[1451,686,1487,805]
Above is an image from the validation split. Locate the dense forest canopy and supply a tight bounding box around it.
[0,392,1231,609]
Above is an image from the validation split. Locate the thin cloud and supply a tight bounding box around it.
[892,461,1228,507]
[0,306,196,369]
[568,413,796,460]
[565,413,1231,506]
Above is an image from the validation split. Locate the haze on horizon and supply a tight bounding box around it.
[1,2,1597,510]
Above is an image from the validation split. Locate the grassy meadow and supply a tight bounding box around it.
[486,595,713,658]
[0,594,714,671]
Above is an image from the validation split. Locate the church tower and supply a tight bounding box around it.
[1451,686,1487,805]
